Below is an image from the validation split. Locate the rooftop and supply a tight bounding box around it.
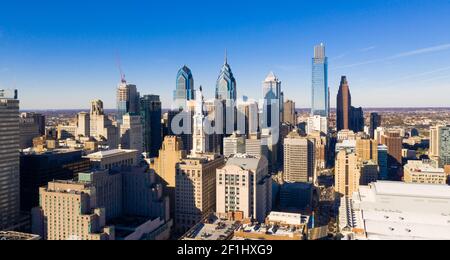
[182,215,241,241]
[86,149,137,159]
[0,231,40,240]
[371,181,450,199]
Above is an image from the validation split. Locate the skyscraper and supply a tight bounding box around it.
[140,95,162,158]
[192,87,208,156]
[438,126,450,167]
[311,43,329,118]
[116,79,139,123]
[223,132,246,157]
[89,100,119,149]
[174,66,195,109]
[283,100,297,126]
[381,131,403,179]
[120,113,144,157]
[369,113,382,139]
[262,72,283,128]
[0,89,20,230]
[337,76,352,131]
[175,154,224,233]
[76,112,90,138]
[215,52,237,101]
[151,136,187,217]
[283,130,315,183]
[335,150,360,197]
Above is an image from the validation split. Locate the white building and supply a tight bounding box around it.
[223,132,246,157]
[307,115,328,135]
[85,149,138,170]
[403,160,447,185]
[341,181,450,240]
[216,154,272,223]
[120,113,143,156]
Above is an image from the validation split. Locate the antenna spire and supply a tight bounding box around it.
[224,49,228,64]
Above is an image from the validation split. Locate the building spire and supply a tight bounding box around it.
[224,49,228,65]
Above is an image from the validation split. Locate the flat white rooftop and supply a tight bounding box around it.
[371,181,450,199]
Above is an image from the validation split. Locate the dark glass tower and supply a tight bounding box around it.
[337,76,351,131]
[370,112,382,139]
[174,66,195,109]
[140,95,162,158]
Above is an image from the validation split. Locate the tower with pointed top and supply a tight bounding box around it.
[215,52,237,101]
[262,72,283,128]
[192,86,208,156]
[174,65,195,109]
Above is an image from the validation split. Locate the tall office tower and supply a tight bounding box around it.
[0,89,20,230]
[283,100,297,126]
[76,112,90,137]
[261,128,279,173]
[378,145,389,180]
[438,126,450,167]
[307,131,328,170]
[283,130,315,183]
[31,113,46,136]
[151,136,186,217]
[89,100,119,149]
[204,99,224,154]
[20,149,91,212]
[19,113,40,149]
[191,87,209,156]
[369,113,382,139]
[337,76,352,131]
[237,99,259,136]
[216,53,237,101]
[175,154,224,233]
[374,127,385,145]
[216,155,272,223]
[245,133,263,158]
[335,150,360,197]
[35,181,114,240]
[120,114,143,157]
[311,43,329,117]
[223,132,246,157]
[381,131,403,179]
[430,125,443,158]
[351,106,365,132]
[307,115,328,135]
[356,138,378,162]
[262,72,283,128]
[140,95,162,158]
[174,65,195,110]
[116,79,139,123]
[78,170,123,221]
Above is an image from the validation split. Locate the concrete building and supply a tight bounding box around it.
[57,124,77,140]
[19,113,40,149]
[382,130,403,178]
[20,149,91,211]
[175,154,224,234]
[85,149,138,170]
[34,180,114,240]
[151,136,187,217]
[356,138,378,162]
[245,133,263,158]
[343,181,450,240]
[76,112,90,138]
[335,149,373,198]
[283,100,297,126]
[216,155,272,223]
[307,131,328,170]
[120,113,143,156]
[223,132,246,157]
[283,131,315,183]
[404,160,446,185]
[307,115,328,135]
[89,99,119,149]
[0,89,20,231]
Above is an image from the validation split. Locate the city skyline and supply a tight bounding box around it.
[1,1,450,110]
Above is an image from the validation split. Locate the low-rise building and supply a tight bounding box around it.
[85,149,138,170]
[404,160,446,185]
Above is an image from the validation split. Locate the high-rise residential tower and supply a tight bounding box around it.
[337,76,352,131]
[283,130,315,183]
[0,89,20,230]
[140,95,162,158]
[311,43,329,118]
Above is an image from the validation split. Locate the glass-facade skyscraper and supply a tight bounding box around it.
[140,95,162,158]
[311,43,329,117]
[216,54,237,101]
[116,79,140,123]
[174,66,195,110]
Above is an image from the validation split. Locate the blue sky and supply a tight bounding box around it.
[1,0,450,109]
